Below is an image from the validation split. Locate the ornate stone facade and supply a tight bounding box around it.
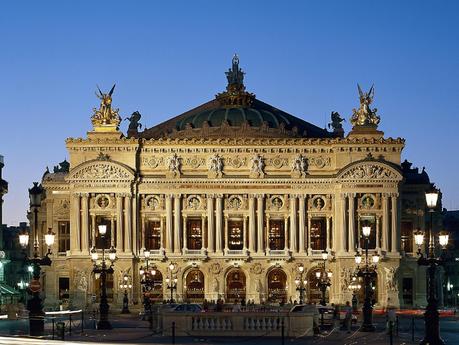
[33,58,435,310]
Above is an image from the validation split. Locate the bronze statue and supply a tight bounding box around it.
[125,111,142,133]
[91,84,121,129]
[328,111,345,132]
[350,84,380,127]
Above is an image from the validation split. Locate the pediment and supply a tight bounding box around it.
[67,160,135,182]
[337,160,402,182]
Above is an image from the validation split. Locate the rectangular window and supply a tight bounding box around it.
[187,219,202,250]
[145,220,161,250]
[96,216,112,249]
[228,220,243,250]
[58,221,70,253]
[401,221,413,253]
[310,218,326,250]
[269,219,285,250]
[58,277,70,300]
[359,216,376,249]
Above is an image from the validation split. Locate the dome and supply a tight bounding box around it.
[135,56,334,140]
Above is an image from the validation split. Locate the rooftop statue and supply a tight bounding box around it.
[91,84,121,130]
[328,111,345,132]
[225,54,245,86]
[350,84,380,127]
[125,111,142,136]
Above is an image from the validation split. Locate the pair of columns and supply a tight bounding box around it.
[335,193,399,254]
[70,193,133,254]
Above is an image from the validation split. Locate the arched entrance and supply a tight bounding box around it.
[267,269,287,303]
[307,268,322,304]
[185,269,205,302]
[226,269,246,302]
[357,273,378,305]
[148,270,163,303]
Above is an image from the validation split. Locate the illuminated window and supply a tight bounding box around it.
[228,220,243,250]
[310,218,326,250]
[95,216,112,249]
[187,219,202,250]
[58,221,70,253]
[145,220,161,250]
[401,221,413,253]
[269,220,285,250]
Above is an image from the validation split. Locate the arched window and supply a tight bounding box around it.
[267,269,287,303]
[226,269,246,302]
[185,269,205,302]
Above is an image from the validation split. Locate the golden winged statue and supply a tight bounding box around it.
[91,84,121,131]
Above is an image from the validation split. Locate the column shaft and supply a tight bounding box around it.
[348,193,355,253]
[215,196,223,253]
[207,196,214,253]
[165,195,173,253]
[81,194,89,253]
[124,195,132,253]
[298,196,305,254]
[174,195,181,253]
[249,196,256,253]
[256,195,264,254]
[289,196,297,252]
[116,194,123,252]
[382,194,389,252]
[391,194,398,253]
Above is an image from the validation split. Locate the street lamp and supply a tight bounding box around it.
[415,185,449,345]
[139,249,157,320]
[348,275,361,312]
[166,263,177,304]
[120,273,132,314]
[316,250,332,306]
[91,224,117,330]
[354,224,379,332]
[19,226,54,336]
[295,264,307,304]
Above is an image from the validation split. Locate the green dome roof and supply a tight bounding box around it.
[136,55,334,140]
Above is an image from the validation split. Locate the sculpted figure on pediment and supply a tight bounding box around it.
[166,153,181,178]
[72,163,131,180]
[208,154,224,178]
[291,154,307,178]
[341,163,399,181]
[250,154,265,178]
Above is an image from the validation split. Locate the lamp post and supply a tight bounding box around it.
[120,273,132,314]
[348,275,361,312]
[20,182,55,336]
[90,224,117,330]
[165,263,177,304]
[415,185,449,345]
[295,264,308,304]
[139,249,157,320]
[354,224,379,332]
[315,250,332,307]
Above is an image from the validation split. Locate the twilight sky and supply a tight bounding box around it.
[0,0,458,226]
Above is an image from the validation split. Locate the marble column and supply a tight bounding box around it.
[224,216,229,252]
[165,195,173,253]
[298,195,306,254]
[248,195,256,253]
[70,193,81,253]
[202,214,207,251]
[382,193,389,252]
[326,216,331,252]
[391,193,398,253]
[141,214,146,251]
[81,193,89,254]
[182,215,188,251]
[110,217,115,247]
[207,196,214,253]
[256,195,264,254]
[289,196,297,252]
[284,216,289,251]
[174,195,181,254]
[124,195,132,253]
[116,194,124,252]
[307,215,312,254]
[131,194,138,255]
[376,216,381,251]
[243,215,248,251]
[215,195,223,253]
[91,214,96,248]
[348,193,355,253]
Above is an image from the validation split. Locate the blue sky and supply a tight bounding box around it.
[0,0,458,225]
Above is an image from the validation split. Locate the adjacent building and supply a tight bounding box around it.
[31,57,442,309]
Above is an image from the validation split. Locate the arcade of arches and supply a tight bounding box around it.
[34,57,437,309]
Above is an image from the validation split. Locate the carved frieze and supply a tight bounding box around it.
[341,164,399,180]
[54,199,70,216]
[268,156,288,169]
[141,156,163,168]
[185,156,206,169]
[226,156,246,169]
[291,154,307,178]
[250,154,265,178]
[308,156,330,169]
[166,153,181,178]
[207,154,224,178]
[71,163,132,180]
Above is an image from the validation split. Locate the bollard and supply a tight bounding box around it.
[93,309,97,329]
[396,315,399,336]
[411,317,414,342]
[69,314,72,335]
[52,318,55,340]
[389,321,393,345]
[172,321,176,345]
[56,321,65,341]
[281,318,285,345]
[81,312,84,333]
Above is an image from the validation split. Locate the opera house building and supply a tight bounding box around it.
[32,57,439,309]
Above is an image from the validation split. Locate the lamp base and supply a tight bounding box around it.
[97,320,112,330]
[360,323,376,332]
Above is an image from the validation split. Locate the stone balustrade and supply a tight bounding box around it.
[161,310,314,337]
